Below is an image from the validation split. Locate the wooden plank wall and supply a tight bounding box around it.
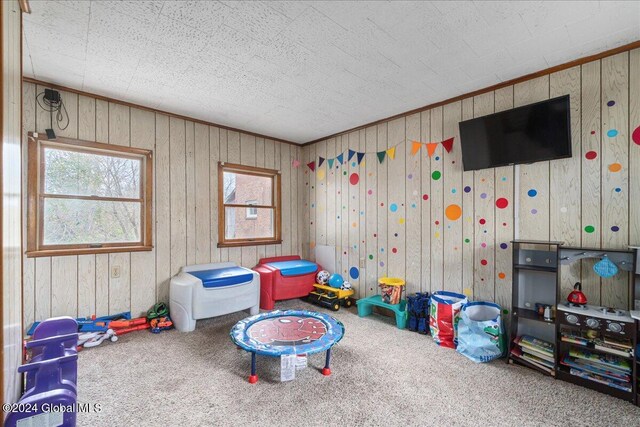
[22,82,305,329]
[302,48,640,312]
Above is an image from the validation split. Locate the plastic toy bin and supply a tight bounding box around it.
[379,277,405,305]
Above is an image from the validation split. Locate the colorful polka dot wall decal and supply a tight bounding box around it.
[615,188,621,193]
[435,156,440,161]
[392,248,398,253]
[432,171,441,180]
[496,198,508,209]
[349,267,359,280]
[445,204,462,221]
[399,218,405,224]
[585,151,597,160]
[343,171,347,176]
[611,226,620,232]
[633,125,640,145]
[584,225,595,233]
[407,173,413,179]
[451,188,457,194]
[390,203,398,212]
[607,100,615,107]
[423,194,429,200]
[464,238,470,243]
[368,254,374,260]
[349,173,359,185]
[379,261,385,267]
[501,177,507,182]
[394,233,398,237]
[351,162,356,167]
[590,130,595,135]
[609,163,622,172]
[527,189,537,197]
[481,243,487,248]
[480,259,488,266]
[498,272,506,279]
[531,209,538,214]
[480,193,487,199]
[606,129,618,138]
[500,243,508,250]
[464,186,471,193]
[479,218,486,225]
[368,189,373,195]
[317,169,325,180]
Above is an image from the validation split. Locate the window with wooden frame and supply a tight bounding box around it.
[26,133,153,257]
[218,162,281,247]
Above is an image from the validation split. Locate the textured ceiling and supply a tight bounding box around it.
[23,1,640,143]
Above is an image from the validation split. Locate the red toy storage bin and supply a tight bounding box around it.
[253,256,320,310]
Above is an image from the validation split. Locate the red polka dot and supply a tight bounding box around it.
[435,220,440,225]
[496,198,509,209]
[380,203,384,207]
[373,233,377,237]
[349,173,359,185]
[481,259,488,266]
[585,151,597,160]
[422,194,429,200]
[479,218,486,225]
[503,222,507,226]
[392,248,398,253]
[590,130,595,135]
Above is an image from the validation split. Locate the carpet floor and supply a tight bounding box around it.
[77,299,640,426]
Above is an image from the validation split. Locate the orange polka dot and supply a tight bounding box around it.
[445,204,462,221]
[498,272,506,279]
[352,222,357,228]
[608,163,622,172]
[310,241,316,249]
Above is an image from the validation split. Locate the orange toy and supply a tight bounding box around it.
[109,317,147,329]
[113,323,150,336]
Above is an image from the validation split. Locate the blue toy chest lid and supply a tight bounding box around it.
[266,260,317,277]
[188,267,253,288]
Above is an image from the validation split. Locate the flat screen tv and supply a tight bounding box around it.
[459,95,571,171]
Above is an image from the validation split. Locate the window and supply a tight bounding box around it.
[218,162,281,247]
[245,200,258,219]
[26,133,153,256]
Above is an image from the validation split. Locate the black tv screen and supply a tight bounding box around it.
[459,95,571,171]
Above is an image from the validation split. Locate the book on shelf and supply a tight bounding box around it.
[569,368,632,393]
[593,341,633,358]
[568,348,631,374]
[560,329,590,346]
[520,346,554,363]
[510,347,553,374]
[561,356,630,382]
[602,336,632,350]
[515,335,554,356]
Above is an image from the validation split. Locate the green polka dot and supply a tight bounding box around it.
[432,171,442,180]
[368,254,374,260]
[343,171,347,175]
[584,225,595,233]
[464,238,470,243]
[503,309,509,315]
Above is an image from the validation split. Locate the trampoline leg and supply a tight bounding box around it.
[322,349,331,376]
[249,352,258,384]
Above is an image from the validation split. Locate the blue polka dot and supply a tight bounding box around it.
[411,203,416,208]
[390,203,398,212]
[464,186,471,193]
[351,162,356,167]
[451,188,457,194]
[349,267,359,280]
[527,189,537,197]
[607,129,618,138]
[611,226,620,232]
[435,156,440,161]
[501,177,507,182]
[500,243,508,250]
[615,187,621,193]
[311,204,315,208]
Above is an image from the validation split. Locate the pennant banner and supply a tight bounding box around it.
[307,161,316,172]
[441,137,454,153]
[377,151,386,164]
[328,158,335,169]
[336,153,344,164]
[348,149,356,161]
[411,141,422,156]
[386,146,396,160]
[426,142,438,158]
[318,157,325,167]
[357,152,365,164]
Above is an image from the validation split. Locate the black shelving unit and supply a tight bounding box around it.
[508,240,562,376]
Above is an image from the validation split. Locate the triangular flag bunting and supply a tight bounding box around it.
[357,152,365,164]
[377,151,386,164]
[328,158,335,169]
[386,147,396,160]
[411,141,422,155]
[426,142,438,158]
[336,153,344,164]
[318,157,325,167]
[307,161,316,172]
[441,137,454,153]
[348,149,356,161]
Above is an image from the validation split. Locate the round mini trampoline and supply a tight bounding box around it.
[230,309,344,383]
